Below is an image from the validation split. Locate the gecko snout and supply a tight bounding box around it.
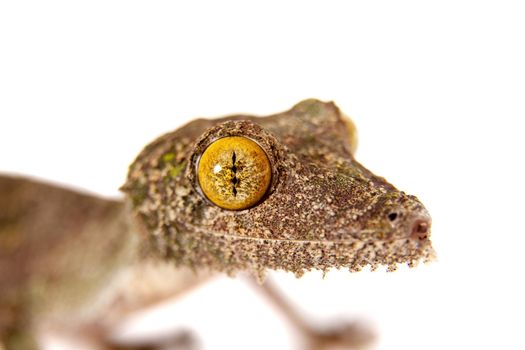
[410,217,430,240]
[384,201,431,241]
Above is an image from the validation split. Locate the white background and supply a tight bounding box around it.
[1,1,524,349]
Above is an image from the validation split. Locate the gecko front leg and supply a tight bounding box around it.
[249,278,375,350]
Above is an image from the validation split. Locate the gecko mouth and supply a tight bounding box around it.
[169,223,436,277]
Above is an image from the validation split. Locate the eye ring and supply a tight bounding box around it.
[196,136,272,210]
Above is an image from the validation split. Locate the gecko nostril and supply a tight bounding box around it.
[411,219,429,240]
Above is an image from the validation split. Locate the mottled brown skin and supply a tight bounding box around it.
[124,99,435,278]
[0,177,209,349]
[0,177,138,348]
[0,99,435,349]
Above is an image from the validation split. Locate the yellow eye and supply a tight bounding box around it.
[197,136,272,210]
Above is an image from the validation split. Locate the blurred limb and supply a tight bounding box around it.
[91,265,211,350]
[36,327,197,350]
[0,175,209,350]
[248,277,376,350]
[35,267,208,350]
[96,330,198,350]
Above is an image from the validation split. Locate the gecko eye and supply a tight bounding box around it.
[197,136,272,210]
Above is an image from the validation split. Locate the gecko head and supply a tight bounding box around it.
[123,99,435,277]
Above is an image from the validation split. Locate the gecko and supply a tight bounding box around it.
[0,99,435,350]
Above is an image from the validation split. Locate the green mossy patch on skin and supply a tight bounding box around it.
[169,162,186,179]
[129,181,148,208]
[160,151,187,180]
[162,152,176,164]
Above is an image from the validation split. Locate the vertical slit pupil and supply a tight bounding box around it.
[231,151,238,196]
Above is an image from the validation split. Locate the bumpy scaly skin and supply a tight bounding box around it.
[123,99,435,277]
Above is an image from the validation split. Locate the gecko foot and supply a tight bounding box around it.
[304,320,376,350]
[104,330,199,350]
